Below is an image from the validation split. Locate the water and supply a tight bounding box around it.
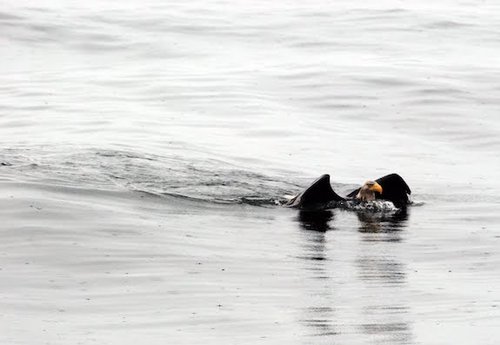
[1,0,500,344]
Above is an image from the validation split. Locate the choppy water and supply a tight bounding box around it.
[1,0,500,344]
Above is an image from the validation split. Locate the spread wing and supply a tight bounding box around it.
[346,173,411,207]
[286,174,344,209]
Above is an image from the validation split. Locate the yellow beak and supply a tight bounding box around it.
[370,182,383,194]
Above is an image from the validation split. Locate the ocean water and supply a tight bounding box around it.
[1,0,500,344]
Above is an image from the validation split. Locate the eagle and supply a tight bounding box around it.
[286,173,411,209]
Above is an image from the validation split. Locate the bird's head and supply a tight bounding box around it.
[356,180,383,201]
[364,180,383,194]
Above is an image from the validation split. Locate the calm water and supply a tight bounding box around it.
[1,0,500,344]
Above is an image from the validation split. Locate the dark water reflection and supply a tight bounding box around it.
[297,208,409,234]
[355,209,412,344]
[300,306,338,337]
[296,210,332,270]
[297,210,334,232]
[296,210,337,337]
[357,209,410,243]
[295,209,413,343]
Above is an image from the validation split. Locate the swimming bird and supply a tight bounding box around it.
[355,180,383,201]
[286,173,411,209]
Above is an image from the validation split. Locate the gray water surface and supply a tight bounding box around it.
[1,0,500,344]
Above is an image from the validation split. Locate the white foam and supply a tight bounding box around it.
[343,200,400,212]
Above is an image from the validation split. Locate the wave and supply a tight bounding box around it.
[0,146,299,207]
[0,146,431,210]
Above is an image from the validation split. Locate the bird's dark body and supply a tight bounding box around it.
[286,174,343,209]
[347,173,411,208]
[287,173,411,210]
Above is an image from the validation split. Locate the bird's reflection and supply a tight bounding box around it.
[296,209,337,337]
[357,209,409,241]
[355,208,413,344]
[300,306,338,337]
[296,210,333,264]
[360,320,412,344]
[297,208,409,234]
[295,208,413,343]
[297,210,334,232]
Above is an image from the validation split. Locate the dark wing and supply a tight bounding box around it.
[286,174,344,209]
[346,173,411,207]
